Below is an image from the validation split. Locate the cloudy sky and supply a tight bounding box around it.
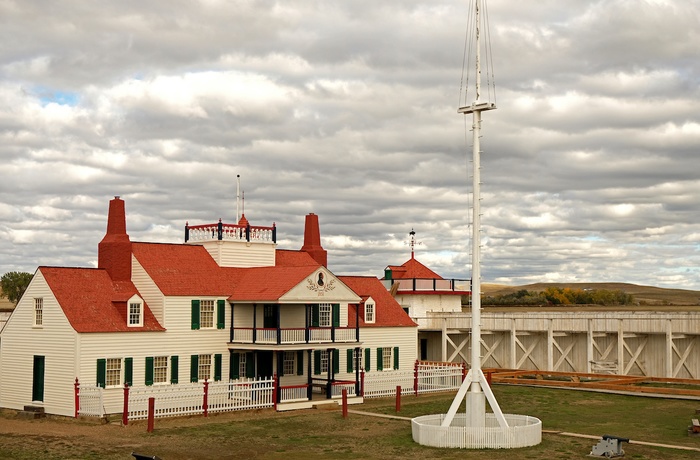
[1,0,699,290]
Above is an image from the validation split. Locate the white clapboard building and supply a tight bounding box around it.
[0,197,417,417]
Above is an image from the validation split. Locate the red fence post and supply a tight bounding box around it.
[462,362,467,382]
[396,386,401,412]
[342,389,348,418]
[74,378,80,418]
[122,383,130,426]
[360,370,365,397]
[486,371,492,386]
[203,380,209,417]
[414,360,419,396]
[147,397,155,433]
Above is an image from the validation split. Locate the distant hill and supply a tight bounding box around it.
[482,282,700,307]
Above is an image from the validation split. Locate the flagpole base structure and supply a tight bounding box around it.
[411,369,542,449]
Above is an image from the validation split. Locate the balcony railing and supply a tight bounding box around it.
[382,278,470,293]
[231,326,359,345]
[185,219,276,243]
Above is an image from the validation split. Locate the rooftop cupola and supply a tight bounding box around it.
[98,196,132,281]
[301,213,327,267]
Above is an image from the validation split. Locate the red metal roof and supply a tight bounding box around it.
[386,256,443,280]
[341,276,417,328]
[40,267,164,333]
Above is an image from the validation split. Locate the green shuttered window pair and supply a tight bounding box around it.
[191,299,226,330]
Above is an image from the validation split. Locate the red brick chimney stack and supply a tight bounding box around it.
[301,213,327,267]
[98,196,132,281]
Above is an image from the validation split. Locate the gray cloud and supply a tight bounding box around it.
[1,0,699,290]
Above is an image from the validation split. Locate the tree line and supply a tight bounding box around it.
[0,271,33,305]
[481,286,635,306]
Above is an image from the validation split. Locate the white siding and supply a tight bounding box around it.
[132,257,165,325]
[199,240,276,268]
[281,269,361,305]
[397,293,462,320]
[0,271,78,417]
[333,327,418,380]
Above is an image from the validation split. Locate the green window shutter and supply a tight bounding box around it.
[347,349,354,373]
[124,357,133,386]
[313,350,321,375]
[332,304,340,327]
[245,352,255,378]
[171,356,179,384]
[333,349,339,374]
[190,355,199,382]
[311,305,320,327]
[191,300,200,330]
[364,348,370,372]
[96,359,106,388]
[214,354,222,381]
[377,348,383,371]
[145,357,154,386]
[296,350,304,376]
[217,299,225,329]
[393,347,399,370]
[230,353,240,380]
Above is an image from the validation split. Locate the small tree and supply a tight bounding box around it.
[0,271,33,305]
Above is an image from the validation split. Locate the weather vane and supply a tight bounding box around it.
[406,228,422,259]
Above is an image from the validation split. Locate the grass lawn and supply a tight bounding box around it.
[1,385,699,459]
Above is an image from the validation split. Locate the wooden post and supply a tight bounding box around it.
[414,360,419,396]
[74,378,80,418]
[273,373,278,410]
[122,383,130,426]
[203,380,209,417]
[360,370,365,397]
[147,397,155,433]
[462,362,467,382]
[342,389,348,418]
[486,370,492,386]
[395,386,401,412]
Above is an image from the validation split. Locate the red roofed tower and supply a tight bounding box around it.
[98,196,132,281]
[301,213,327,267]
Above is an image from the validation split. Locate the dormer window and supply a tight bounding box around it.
[128,295,143,327]
[364,300,375,324]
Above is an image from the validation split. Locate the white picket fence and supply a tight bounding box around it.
[127,378,274,421]
[76,362,464,420]
[363,363,464,398]
[77,384,105,417]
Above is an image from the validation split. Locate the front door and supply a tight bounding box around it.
[263,304,278,329]
[257,351,274,378]
[32,355,45,402]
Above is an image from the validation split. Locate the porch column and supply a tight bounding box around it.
[307,349,313,400]
[326,348,333,399]
[276,351,283,403]
[276,304,281,345]
[229,302,235,343]
[252,304,257,343]
[305,304,310,343]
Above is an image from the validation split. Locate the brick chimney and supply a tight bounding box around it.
[98,196,132,281]
[301,213,327,267]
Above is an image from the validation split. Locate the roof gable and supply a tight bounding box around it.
[40,267,164,333]
[387,257,443,280]
[341,276,417,328]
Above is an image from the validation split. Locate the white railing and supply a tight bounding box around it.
[279,385,308,403]
[309,328,331,342]
[127,378,274,421]
[280,328,306,343]
[78,384,105,417]
[331,381,357,399]
[334,328,358,342]
[256,328,277,344]
[231,327,357,344]
[416,364,464,393]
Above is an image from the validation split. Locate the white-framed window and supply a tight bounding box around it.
[153,356,168,384]
[106,358,122,387]
[364,301,375,323]
[128,302,142,326]
[319,303,331,327]
[349,348,363,372]
[238,353,247,379]
[382,347,392,371]
[283,351,296,375]
[200,300,215,328]
[198,354,212,381]
[34,298,43,327]
[320,350,329,374]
